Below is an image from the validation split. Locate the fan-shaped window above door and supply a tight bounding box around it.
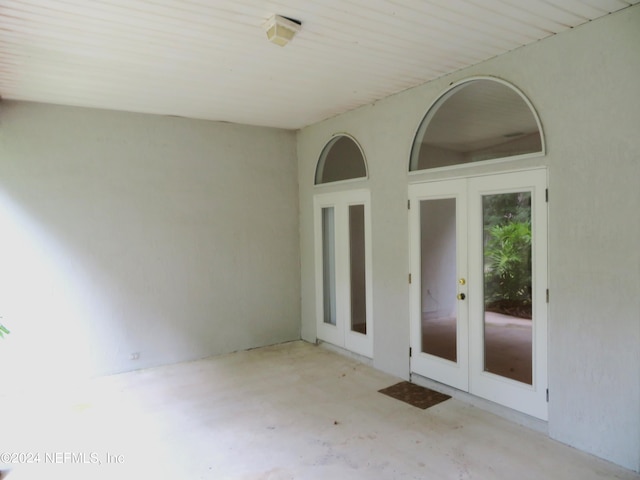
[410,78,544,172]
[315,135,368,185]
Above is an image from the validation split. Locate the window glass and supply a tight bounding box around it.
[410,79,543,171]
[315,135,367,184]
[349,204,367,335]
[321,207,336,325]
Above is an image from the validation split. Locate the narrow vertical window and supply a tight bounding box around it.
[321,207,336,325]
[482,192,533,384]
[349,204,366,334]
[420,198,457,361]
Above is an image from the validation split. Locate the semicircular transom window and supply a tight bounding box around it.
[315,135,367,185]
[410,79,543,171]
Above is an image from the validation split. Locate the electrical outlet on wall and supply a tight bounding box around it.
[130,352,140,360]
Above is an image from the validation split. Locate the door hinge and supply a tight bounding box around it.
[409,273,412,284]
[546,289,549,303]
[545,188,549,203]
[408,199,411,209]
[546,388,549,402]
[409,347,412,358]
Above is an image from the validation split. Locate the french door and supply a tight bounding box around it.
[409,169,548,419]
[314,189,373,358]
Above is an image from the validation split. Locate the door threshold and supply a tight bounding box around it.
[410,372,548,434]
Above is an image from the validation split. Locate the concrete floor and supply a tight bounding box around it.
[1,340,638,480]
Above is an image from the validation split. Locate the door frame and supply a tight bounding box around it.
[314,189,373,358]
[409,168,548,420]
[408,178,469,391]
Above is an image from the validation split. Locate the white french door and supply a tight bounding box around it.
[314,189,373,358]
[409,169,548,419]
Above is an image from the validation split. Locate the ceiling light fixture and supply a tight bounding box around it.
[264,15,302,47]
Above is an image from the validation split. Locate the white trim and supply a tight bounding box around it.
[408,151,545,179]
[313,189,373,358]
[408,167,548,420]
[408,162,547,184]
[313,176,369,190]
[467,169,548,420]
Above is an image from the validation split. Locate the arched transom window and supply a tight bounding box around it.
[315,135,367,185]
[410,78,544,172]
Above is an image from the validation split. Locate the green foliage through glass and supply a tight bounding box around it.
[483,193,532,319]
[0,323,10,339]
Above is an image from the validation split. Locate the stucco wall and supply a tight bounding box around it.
[0,102,300,386]
[297,5,640,471]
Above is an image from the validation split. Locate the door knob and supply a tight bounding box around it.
[457,293,466,300]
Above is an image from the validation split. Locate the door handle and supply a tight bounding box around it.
[457,293,466,300]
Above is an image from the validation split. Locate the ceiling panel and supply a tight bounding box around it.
[0,0,637,129]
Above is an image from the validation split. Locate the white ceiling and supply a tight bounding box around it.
[1,0,637,130]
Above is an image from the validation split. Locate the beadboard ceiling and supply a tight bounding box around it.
[0,0,637,129]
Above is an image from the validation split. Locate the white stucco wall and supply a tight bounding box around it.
[298,5,640,471]
[0,101,300,386]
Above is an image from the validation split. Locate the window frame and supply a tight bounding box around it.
[314,133,369,186]
[409,76,546,176]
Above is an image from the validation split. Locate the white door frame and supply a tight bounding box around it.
[409,178,469,391]
[467,169,548,419]
[314,189,373,358]
[409,168,548,420]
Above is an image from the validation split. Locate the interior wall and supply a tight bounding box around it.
[420,200,456,318]
[462,132,542,163]
[417,144,464,169]
[297,5,640,471]
[0,101,300,388]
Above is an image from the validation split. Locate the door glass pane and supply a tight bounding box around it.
[349,204,366,334]
[420,198,457,362]
[482,192,532,384]
[322,207,336,325]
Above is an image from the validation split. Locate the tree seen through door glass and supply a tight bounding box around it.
[482,192,533,384]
